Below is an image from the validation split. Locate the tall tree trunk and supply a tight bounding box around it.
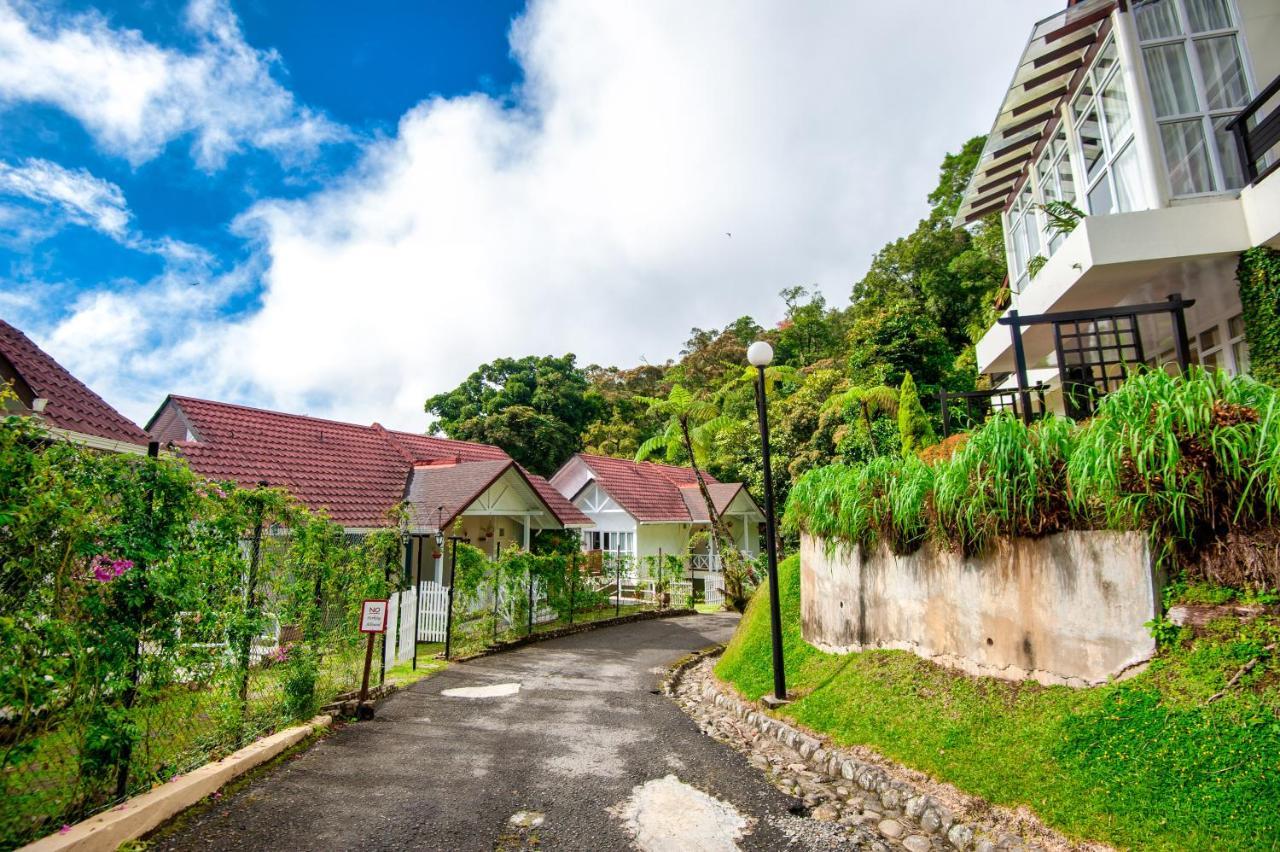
[678,418,733,553]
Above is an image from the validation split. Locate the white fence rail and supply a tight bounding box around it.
[418,581,450,642]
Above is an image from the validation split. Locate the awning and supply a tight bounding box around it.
[954,0,1116,225]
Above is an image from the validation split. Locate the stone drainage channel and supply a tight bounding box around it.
[666,652,1104,852]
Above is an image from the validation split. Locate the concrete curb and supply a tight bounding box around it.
[665,656,1012,851]
[20,715,332,852]
[449,607,700,663]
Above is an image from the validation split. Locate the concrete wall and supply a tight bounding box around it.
[800,531,1160,687]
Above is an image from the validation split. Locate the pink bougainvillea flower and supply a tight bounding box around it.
[59,825,72,834]
[89,555,134,582]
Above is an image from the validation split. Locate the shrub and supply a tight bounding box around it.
[897,372,937,456]
[1068,367,1279,581]
[934,414,1075,554]
[785,369,1278,583]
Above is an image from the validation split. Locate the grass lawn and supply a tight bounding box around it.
[715,555,1280,850]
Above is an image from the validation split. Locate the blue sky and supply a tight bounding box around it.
[0,0,1060,429]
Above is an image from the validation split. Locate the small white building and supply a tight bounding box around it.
[957,0,1279,416]
[550,453,764,597]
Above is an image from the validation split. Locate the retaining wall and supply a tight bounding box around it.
[800,531,1159,686]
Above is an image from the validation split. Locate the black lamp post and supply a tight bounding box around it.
[747,340,787,705]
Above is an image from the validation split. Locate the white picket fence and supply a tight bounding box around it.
[418,581,451,642]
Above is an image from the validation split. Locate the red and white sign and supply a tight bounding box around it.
[360,599,389,633]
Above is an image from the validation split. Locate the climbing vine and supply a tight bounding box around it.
[1237,246,1280,385]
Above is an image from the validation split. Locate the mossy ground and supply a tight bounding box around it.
[715,555,1280,850]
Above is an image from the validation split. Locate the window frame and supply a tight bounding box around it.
[1071,36,1142,216]
[1133,0,1254,196]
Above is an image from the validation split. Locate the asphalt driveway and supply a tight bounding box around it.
[152,613,851,851]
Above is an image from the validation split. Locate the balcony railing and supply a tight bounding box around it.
[939,384,1049,437]
[1225,73,1280,186]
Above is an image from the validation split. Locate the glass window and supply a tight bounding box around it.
[1143,44,1199,117]
[1228,314,1245,338]
[1056,155,1076,202]
[1088,175,1114,216]
[1135,0,1182,40]
[1101,73,1133,148]
[1184,0,1232,31]
[1199,326,1220,350]
[1161,120,1215,194]
[1072,80,1096,123]
[1136,0,1252,196]
[1080,111,1107,181]
[1112,143,1144,211]
[1195,36,1249,110]
[1212,116,1245,189]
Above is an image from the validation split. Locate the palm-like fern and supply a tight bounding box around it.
[635,384,735,552]
[820,384,899,432]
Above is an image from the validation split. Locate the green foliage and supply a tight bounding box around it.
[846,307,955,390]
[0,418,401,846]
[1067,367,1279,573]
[1026,253,1047,279]
[717,555,1280,850]
[424,354,602,475]
[786,369,1279,576]
[1038,200,1085,240]
[896,372,937,456]
[1237,246,1280,385]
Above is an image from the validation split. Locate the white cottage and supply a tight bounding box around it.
[549,453,764,599]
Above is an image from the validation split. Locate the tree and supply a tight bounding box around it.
[425,354,602,475]
[774,287,847,367]
[821,384,899,434]
[846,307,954,390]
[898,372,938,456]
[634,385,733,552]
[581,364,670,458]
[848,135,1006,379]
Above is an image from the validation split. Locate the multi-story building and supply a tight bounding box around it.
[958,0,1278,414]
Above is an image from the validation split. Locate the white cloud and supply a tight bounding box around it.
[0,0,348,169]
[0,157,129,238]
[35,0,1059,430]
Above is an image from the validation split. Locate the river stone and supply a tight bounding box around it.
[878,819,904,839]
[902,835,932,852]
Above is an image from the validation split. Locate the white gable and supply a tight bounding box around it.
[572,480,636,532]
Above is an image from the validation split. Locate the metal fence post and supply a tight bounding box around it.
[527,559,534,636]
[568,551,577,624]
[1007,310,1033,425]
[492,542,502,644]
[444,538,458,660]
[1169,293,1192,373]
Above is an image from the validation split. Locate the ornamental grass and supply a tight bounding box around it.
[786,368,1280,586]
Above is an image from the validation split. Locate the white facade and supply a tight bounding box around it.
[966,0,1280,389]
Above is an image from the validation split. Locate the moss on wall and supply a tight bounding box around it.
[1237,246,1280,385]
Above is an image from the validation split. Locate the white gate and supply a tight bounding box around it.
[418,581,451,642]
[383,590,416,669]
[703,573,725,607]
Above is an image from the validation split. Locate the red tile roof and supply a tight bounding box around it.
[150,395,588,530]
[524,468,592,528]
[568,452,749,522]
[1,319,149,446]
[678,482,753,521]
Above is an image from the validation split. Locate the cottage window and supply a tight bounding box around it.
[1135,0,1250,195]
[585,530,634,555]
